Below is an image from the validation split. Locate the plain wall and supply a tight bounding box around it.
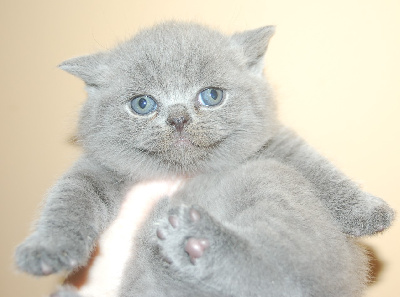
[1,0,399,296]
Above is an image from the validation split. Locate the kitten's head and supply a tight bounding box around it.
[60,22,277,177]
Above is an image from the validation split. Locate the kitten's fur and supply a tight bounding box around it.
[15,22,394,297]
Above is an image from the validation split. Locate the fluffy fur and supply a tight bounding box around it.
[15,22,394,297]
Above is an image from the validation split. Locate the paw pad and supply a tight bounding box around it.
[40,262,53,275]
[189,208,201,222]
[168,215,179,228]
[185,238,210,264]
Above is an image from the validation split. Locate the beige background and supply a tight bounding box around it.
[1,0,399,296]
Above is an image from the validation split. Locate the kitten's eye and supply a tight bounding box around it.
[130,95,157,115]
[198,88,224,107]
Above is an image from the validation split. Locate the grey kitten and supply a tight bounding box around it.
[15,22,394,297]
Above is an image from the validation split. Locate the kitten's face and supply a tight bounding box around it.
[63,23,277,177]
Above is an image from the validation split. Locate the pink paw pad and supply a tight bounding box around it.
[185,237,210,264]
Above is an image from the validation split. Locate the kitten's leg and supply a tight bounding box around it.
[15,156,126,276]
[264,126,395,236]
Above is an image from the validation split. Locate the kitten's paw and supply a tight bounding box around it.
[156,205,218,269]
[344,194,395,237]
[15,233,88,276]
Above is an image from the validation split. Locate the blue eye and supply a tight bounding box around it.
[130,95,157,115]
[198,88,224,106]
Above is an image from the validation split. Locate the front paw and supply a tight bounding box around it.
[15,233,89,276]
[156,205,219,272]
[344,194,395,237]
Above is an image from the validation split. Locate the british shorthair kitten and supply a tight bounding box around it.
[16,22,394,297]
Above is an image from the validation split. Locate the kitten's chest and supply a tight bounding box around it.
[66,178,186,297]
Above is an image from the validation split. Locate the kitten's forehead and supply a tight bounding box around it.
[129,22,228,60]
[114,23,235,96]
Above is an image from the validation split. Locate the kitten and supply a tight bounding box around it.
[15,22,394,297]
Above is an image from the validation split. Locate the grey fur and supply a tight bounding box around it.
[15,22,394,296]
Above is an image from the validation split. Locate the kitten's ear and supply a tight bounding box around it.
[231,26,275,75]
[58,53,109,87]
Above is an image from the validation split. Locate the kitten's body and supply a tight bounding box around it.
[121,159,367,297]
[15,22,394,297]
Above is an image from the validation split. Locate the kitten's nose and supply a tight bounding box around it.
[167,105,191,132]
[168,116,189,132]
